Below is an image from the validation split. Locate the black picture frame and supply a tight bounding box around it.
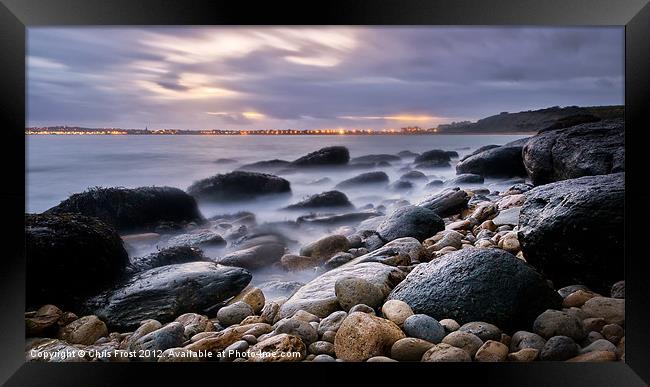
[1,0,648,385]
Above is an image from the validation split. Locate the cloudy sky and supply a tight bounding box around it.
[27,27,623,130]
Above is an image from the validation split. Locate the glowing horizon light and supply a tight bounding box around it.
[339,114,440,122]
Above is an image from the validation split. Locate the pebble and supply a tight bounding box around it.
[217,302,254,326]
[583,317,607,333]
[321,330,337,343]
[318,311,348,336]
[333,312,405,362]
[557,285,590,299]
[580,339,617,354]
[421,343,471,362]
[562,290,598,308]
[458,321,502,342]
[510,331,546,352]
[507,348,539,362]
[581,297,624,326]
[381,300,414,326]
[402,314,445,344]
[292,310,321,324]
[260,302,280,324]
[533,310,585,340]
[441,331,484,357]
[480,220,497,231]
[274,318,319,345]
[335,277,385,311]
[57,315,108,345]
[228,287,266,314]
[25,304,62,336]
[367,356,397,362]
[349,304,376,315]
[390,338,434,361]
[610,280,625,299]
[439,318,460,333]
[309,340,335,356]
[241,334,257,345]
[220,340,249,362]
[312,354,336,362]
[566,351,617,362]
[497,232,520,253]
[248,334,306,362]
[539,336,579,361]
[474,340,509,362]
[581,331,605,347]
[601,324,624,344]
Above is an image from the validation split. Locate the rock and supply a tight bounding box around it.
[313,354,336,362]
[498,232,520,253]
[352,154,401,163]
[285,191,353,210]
[518,173,624,293]
[421,343,472,362]
[355,237,427,265]
[45,186,204,232]
[403,314,445,343]
[601,324,624,344]
[566,351,617,362]
[335,277,385,311]
[580,339,617,354]
[275,318,319,345]
[334,312,405,361]
[440,319,460,333]
[25,213,129,309]
[389,180,414,191]
[297,211,383,227]
[187,171,291,201]
[425,180,444,188]
[127,246,207,274]
[258,281,304,300]
[26,305,63,337]
[318,311,347,335]
[219,340,249,362]
[376,205,444,242]
[533,310,585,340]
[507,348,539,362]
[335,172,389,189]
[217,302,254,326]
[122,320,162,350]
[227,287,265,314]
[400,171,427,181]
[166,231,226,248]
[416,187,469,217]
[131,322,185,360]
[291,146,350,167]
[280,254,320,271]
[414,150,452,167]
[456,145,527,178]
[391,338,434,361]
[86,262,251,330]
[309,341,335,356]
[510,331,547,352]
[388,248,561,331]
[248,334,306,362]
[522,119,624,185]
[279,262,402,319]
[460,145,500,162]
[381,300,414,326]
[562,290,598,308]
[610,281,625,299]
[216,243,286,270]
[300,235,350,262]
[57,315,108,345]
[324,253,355,270]
[424,230,463,251]
[475,340,509,362]
[539,335,579,361]
[581,297,624,326]
[366,356,397,362]
[441,331,484,357]
[458,322,502,342]
[558,285,590,299]
[349,304,375,315]
[175,313,210,337]
[238,159,290,172]
[447,174,484,185]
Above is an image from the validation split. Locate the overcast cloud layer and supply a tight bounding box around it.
[27,27,623,130]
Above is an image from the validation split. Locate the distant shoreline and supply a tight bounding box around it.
[25,132,538,136]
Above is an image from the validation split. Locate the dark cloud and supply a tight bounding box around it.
[27,27,624,129]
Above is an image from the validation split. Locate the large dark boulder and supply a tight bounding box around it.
[335,172,389,189]
[215,243,287,270]
[460,145,500,162]
[416,187,469,217]
[238,159,291,172]
[522,119,624,185]
[187,171,291,201]
[45,186,204,232]
[414,149,451,164]
[284,191,353,210]
[291,146,350,167]
[376,205,444,242]
[85,261,251,330]
[518,173,624,293]
[25,213,129,309]
[455,144,527,178]
[126,246,208,274]
[387,249,561,331]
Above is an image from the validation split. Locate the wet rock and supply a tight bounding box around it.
[421,343,471,362]
[166,231,226,248]
[300,235,350,262]
[127,246,207,274]
[403,314,445,343]
[297,211,383,227]
[456,145,527,178]
[131,322,185,361]
[57,315,108,345]
[26,305,63,337]
[447,174,484,185]
[414,150,452,168]
[291,146,350,167]
[475,340,509,362]
[285,190,353,210]
[539,335,579,361]
[460,145,500,162]
[25,213,129,309]
[280,254,320,272]
[309,340,335,356]
[391,337,434,361]
[533,310,585,340]
[324,252,355,270]
[558,285,590,299]
[522,119,624,185]
[335,171,389,189]
[416,187,469,217]
[424,230,463,252]
[45,186,204,232]
[400,170,427,181]
[258,280,304,300]
[397,150,419,158]
[313,354,336,362]
[187,171,291,201]
[85,262,251,330]
[563,290,598,308]
[458,322,502,342]
[334,312,405,361]
[376,205,444,242]
[582,297,624,326]
[518,173,624,293]
[388,248,561,331]
[335,277,385,311]
[216,243,286,270]
[249,334,306,362]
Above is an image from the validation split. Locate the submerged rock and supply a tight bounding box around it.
[127,246,207,274]
[85,261,251,330]
[351,154,400,163]
[456,145,527,178]
[237,159,291,172]
[376,205,444,243]
[187,171,290,201]
[45,186,204,232]
[291,146,350,167]
[25,213,129,309]
[284,191,353,210]
[215,243,286,270]
[416,187,469,217]
[414,150,451,167]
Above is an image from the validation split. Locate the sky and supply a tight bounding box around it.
[27,27,624,130]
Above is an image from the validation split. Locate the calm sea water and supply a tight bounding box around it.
[26,134,528,219]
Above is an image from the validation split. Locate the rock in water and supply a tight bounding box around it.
[284,191,353,210]
[291,146,350,167]
[237,159,291,172]
[300,235,350,262]
[187,171,290,201]
[414,150,452,167]
[351,154,401,163]
[215,243,286,270]
[335,172,389,189]
[455,145,527,178]
[85,262,251,330]
[518,173,624,293]
[387,248,561,331]
[446,174,484,185]
[416,187,469,217]
[45,186,204,232]
[25,213,129,309]
[522,119,624,185]
[376,205,444,242]
[127,246,207,274]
